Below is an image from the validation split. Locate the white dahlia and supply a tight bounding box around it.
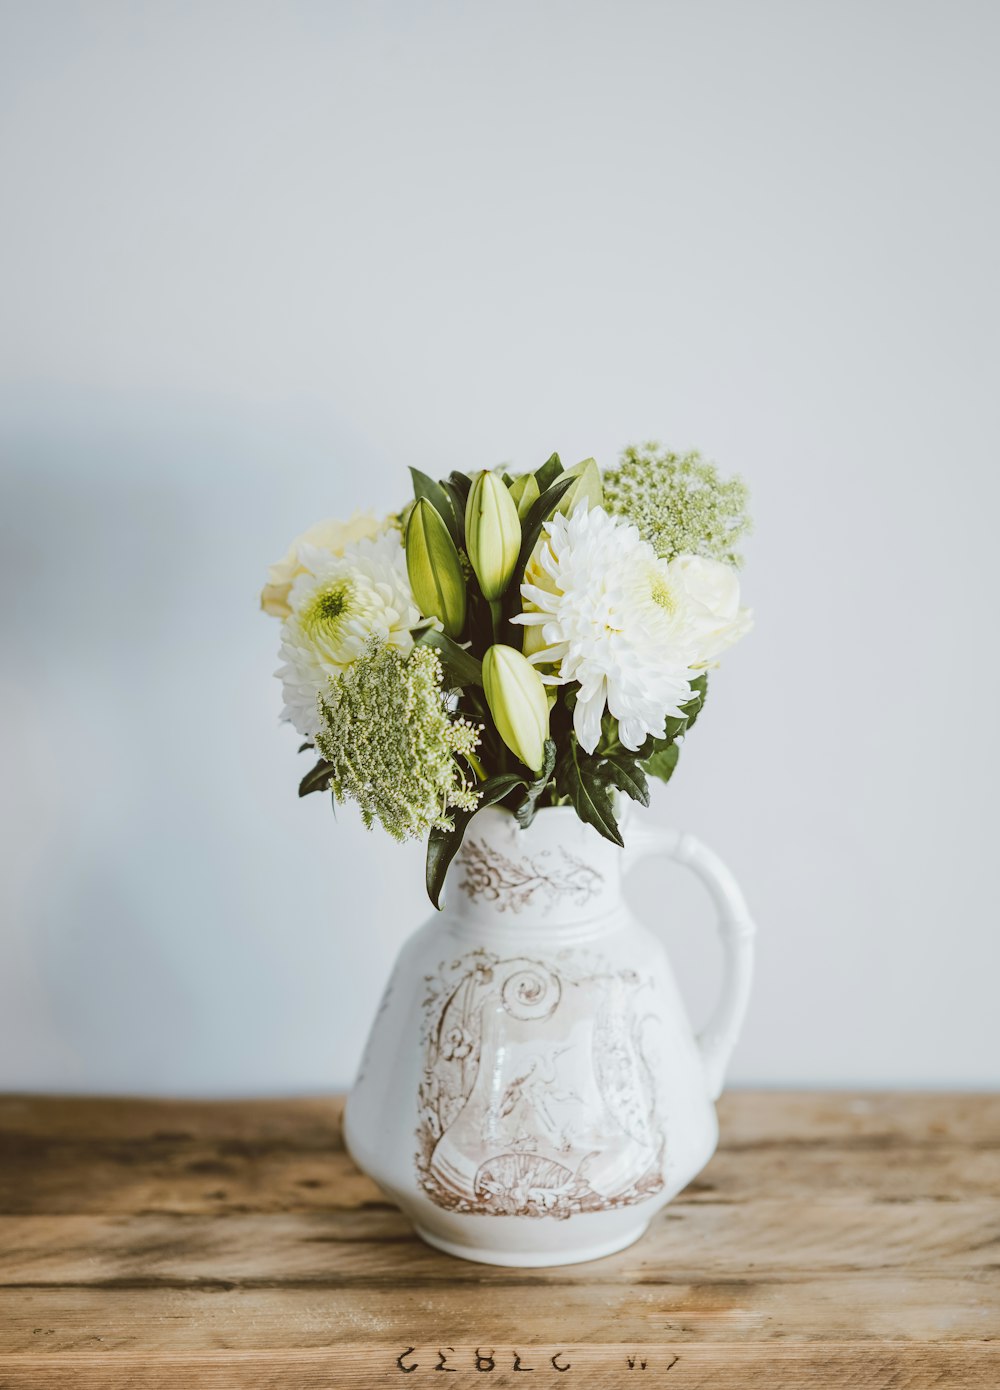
[512,506,749,754]
[277,529,423,738]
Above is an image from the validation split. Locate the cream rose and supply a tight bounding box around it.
[669,554,753,666]
[260,512,382,618]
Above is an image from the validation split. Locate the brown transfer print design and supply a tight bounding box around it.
[415,949,666,1218]
[457,839,602,914]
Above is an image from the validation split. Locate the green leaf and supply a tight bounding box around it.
[513,472,577,584]
[446,470,473,503]
[682,673,708,731]
[642,742,680,785]
[555,738,623,847]
[425,772,526,909]
[413,625,483,687]
[556,456,603,516]
[513,738,556,829]
[440,480,467,541]
[409,466,463,550]
[508,472,541,521]
[600,753,650,807]
[297,741,314,754]
[639,674,710,752]
[534,452,563,492]
[299,759,335,797]
[442,473,472,550]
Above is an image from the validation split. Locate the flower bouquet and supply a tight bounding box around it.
[262,445,751,907]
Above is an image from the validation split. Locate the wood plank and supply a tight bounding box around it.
[3,1139,996,1213]
[1,1093,997,1215]
[718,1090,1000,1147]
[1,1200,998,1287]
[0,1095,346,1143]
[4,1091,998,1146]
[0,1278,996,1350]
[0,1343,997,1389]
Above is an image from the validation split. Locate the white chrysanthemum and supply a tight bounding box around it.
[513,506,749,754]
[261,511,382,618]
[277,530,423,738]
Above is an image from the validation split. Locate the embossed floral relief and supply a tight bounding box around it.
[415,949,666,1219]
[457,839,603,914]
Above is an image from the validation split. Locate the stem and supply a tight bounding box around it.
[488,598,503,644]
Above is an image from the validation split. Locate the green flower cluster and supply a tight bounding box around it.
[603,444,751,566]
[316,642,481,840]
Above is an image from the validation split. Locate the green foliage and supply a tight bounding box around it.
[445,470,472,502]
[508,472,540,520]
[555,737,624,847]
[684,672,708,729]
[408,466,463,550]
[639,674,708,785]
[513,739,557,829]
[556,457,603,516]
[534,452,563,491]
[425,735,562,908]
[642,742,679,784]
[511,472,576,591]
[425,773,525,909]
[441,472,471,544]
[600,753,650,807]
[412,624,483,687]
[298,758,335,797]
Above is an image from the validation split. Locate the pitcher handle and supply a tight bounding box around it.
[625,823,756,1100]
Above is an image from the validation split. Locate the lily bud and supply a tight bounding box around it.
[508,472,541,521]
[482,644,550,773]
[465,471,522,600]
[557,456,603,516]
[406,498,467,639]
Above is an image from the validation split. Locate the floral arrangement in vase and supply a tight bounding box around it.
[261,445,751,907]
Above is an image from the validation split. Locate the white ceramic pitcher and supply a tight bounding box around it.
[344,805,755,1266]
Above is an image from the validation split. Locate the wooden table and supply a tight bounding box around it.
[0,1093,996,1388]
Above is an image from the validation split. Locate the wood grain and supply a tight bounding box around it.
[0,1092,997,1388]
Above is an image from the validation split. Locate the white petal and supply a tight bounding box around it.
[618,715,647,751]
[574,683,606,754]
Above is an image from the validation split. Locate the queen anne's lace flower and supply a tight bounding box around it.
[316,643,481,839]
[513,506,750,754]
[603,445,750,565]
[277,530,422,738]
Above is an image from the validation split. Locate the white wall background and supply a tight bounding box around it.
[1,0,997,1094]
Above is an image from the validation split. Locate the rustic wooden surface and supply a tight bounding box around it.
[0,1093,997,1388]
